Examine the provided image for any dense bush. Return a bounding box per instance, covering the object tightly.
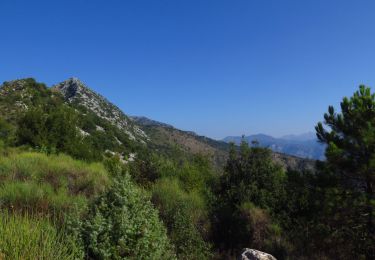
[128,152,215,259]
[129,151,216,188]
[17,106,79,153]
[80,174,176,259]
[0,117,14,147]
[212,142,287,257]
[152,178,212,259]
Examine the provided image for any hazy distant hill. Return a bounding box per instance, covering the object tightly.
[223,132,325,160]
[281,132,317,141]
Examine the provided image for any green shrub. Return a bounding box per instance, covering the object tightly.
[0,117,14,146]
[212,143,287,256]
[238,202,285,256]
[16,106,80,155]
[81,174,176,259]
[152,178,212,260]
[0,212,80,259]
[153,154,215,193]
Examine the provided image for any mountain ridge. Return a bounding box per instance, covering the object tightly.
[131,116,174,129]
[223,133,325,160]
[280,132,316,141]
[133,116,316,171]
[0,77,317,172]
[52,78,319,171]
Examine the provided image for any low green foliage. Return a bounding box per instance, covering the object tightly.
[152,178,212,260]
[0,117,14,146]
[80,174,176,259]
[154,154,216,192]
[130,153,215,259]
[0,152,109,218]
[17,106,78,154]
[0,212,80,259]
[0,181,88,220]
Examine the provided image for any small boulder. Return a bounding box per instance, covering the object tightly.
[239,248,276,260]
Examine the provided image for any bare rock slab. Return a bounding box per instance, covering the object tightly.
[239,248,277,260]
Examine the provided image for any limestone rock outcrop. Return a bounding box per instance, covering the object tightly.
[239,248,276,260]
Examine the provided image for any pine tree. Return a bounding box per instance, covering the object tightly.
[316,85,375,258]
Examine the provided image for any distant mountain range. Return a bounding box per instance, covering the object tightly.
[223,133,325,160]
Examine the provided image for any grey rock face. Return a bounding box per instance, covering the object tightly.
[239,248,277,260]
[52,78,148,142]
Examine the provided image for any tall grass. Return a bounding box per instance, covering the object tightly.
[0,152,109,195]
[0,211,79,259]
[0,152,110,218]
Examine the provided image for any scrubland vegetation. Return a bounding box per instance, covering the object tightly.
[0,212,78,259]
[0,79,373,259]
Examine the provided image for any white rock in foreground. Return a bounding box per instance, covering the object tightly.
[240,248,276,260]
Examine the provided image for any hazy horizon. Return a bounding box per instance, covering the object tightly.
[2,0,375,139]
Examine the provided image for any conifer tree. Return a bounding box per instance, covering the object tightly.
[316,85,375,258]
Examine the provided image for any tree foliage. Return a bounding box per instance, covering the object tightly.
[17,106,79,154]
[316,85,375,258]
[152,178,212,260]
[0,117,14,147]
[213,141,286,257]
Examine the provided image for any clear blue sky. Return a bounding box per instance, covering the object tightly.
[2,0,375,139]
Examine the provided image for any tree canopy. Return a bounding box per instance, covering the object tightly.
[316,85,375,259]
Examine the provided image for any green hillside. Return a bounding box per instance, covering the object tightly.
[0,78,373,259]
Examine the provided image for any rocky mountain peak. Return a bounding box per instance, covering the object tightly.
[52,78,149,142]
[52,77,89,100]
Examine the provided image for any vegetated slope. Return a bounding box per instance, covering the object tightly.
[133,117,316,172]
[0,78,140,161]
[0,151,109,215]
[131,116,174,128]
[0,78,56,122]
[271,151,316,172]
[52,77,148,143]
[0,212,78,259]
[51,78,227,165]
[0,149,175,259]
[132,117,230,169]
[0,77,315,171]
[224,133,326,160]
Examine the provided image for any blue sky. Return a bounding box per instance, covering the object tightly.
[2,0,375,139]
